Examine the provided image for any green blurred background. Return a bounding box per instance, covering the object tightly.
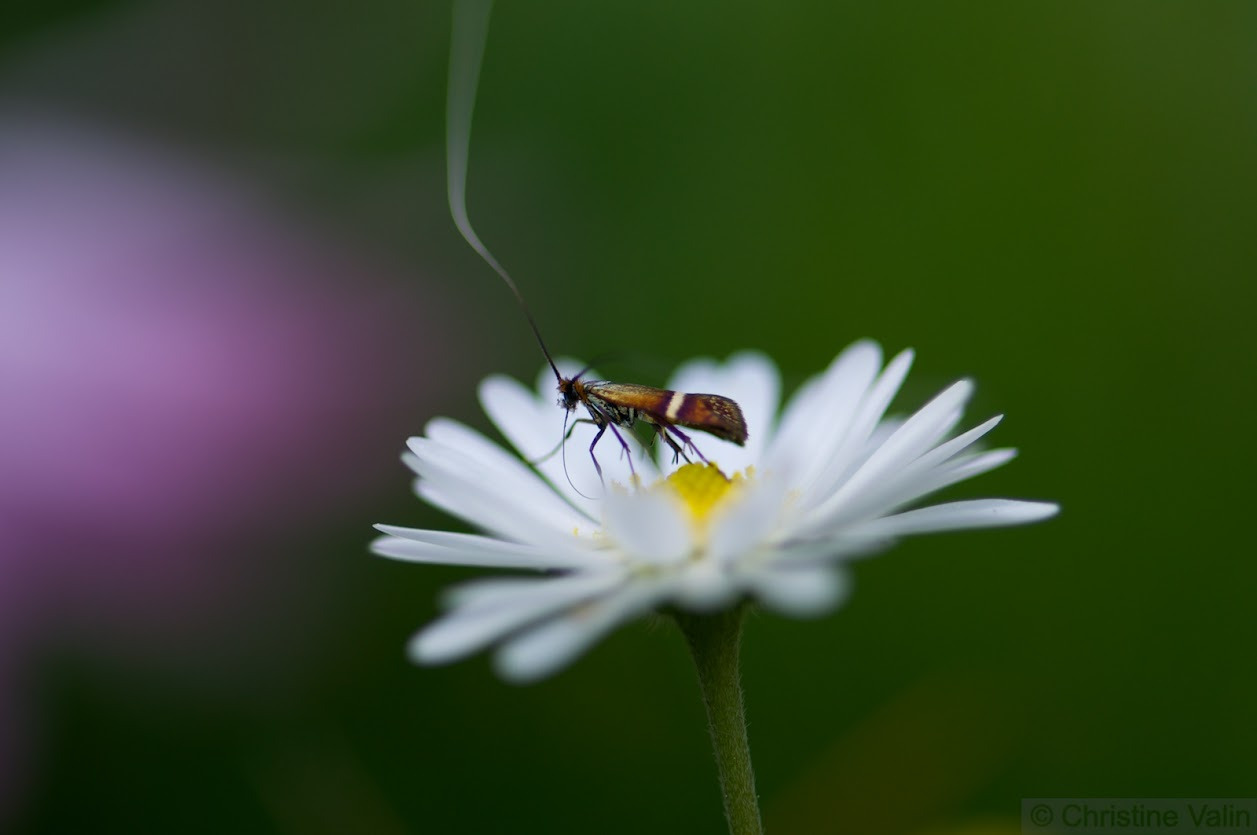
[4,1,1255,833]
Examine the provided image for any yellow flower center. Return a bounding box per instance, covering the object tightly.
[661,462,749,527]
[588,463,753,547]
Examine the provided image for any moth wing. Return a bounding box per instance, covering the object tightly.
[669,393,748,445]
[586,383,748,445]
[583,382,673,412]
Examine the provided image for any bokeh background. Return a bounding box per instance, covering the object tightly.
[3,1,1255,833]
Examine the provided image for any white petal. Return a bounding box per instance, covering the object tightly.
[427,412,618,513]
[908,414,1004,473]
[371,536,546,569]
[409,432,584,526]
[766,341,882,483]
[410,572,625,664]
[370,526,607,570]
[479,373,560,462]
[479,373,607,512]
[878,448,1020,512]
[438,575,599,611]
[799,347,915,502]
[426,417,535,481]
[673,560,740,610]
[794,419,1016,540]
[707,477,789,566]
[407,435,592,546]
[665,351,780,475]
[844,380,973,492]
[845,499,1060,538]
[493,580,667,683]
[750,564,849,616]
[601,488,691,564]
[414,475,581,550]
[774,537,894,565]
[795,380,975,534]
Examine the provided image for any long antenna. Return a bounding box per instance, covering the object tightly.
[447,0,562,382]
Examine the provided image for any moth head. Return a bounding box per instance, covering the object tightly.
[557,377,581,412]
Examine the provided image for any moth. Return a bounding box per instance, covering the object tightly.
[556,377,746,479]
[446,0,747,479]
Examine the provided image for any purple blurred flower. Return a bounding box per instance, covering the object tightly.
[0,120,456,819]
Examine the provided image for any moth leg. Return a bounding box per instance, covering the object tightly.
[654,423,689,464]
[587,422,608,481]
[583,403,636,481]
[603,421,637,478]
[530,418,598,466]
[663,424,709,464]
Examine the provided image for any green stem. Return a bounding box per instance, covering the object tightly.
[674,606,764,835]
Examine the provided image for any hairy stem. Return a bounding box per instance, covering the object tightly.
[675,606,763,835]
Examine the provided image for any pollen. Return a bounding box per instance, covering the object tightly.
[664,462,742,523]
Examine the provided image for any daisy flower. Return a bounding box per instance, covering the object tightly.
[372,340,1058,683]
